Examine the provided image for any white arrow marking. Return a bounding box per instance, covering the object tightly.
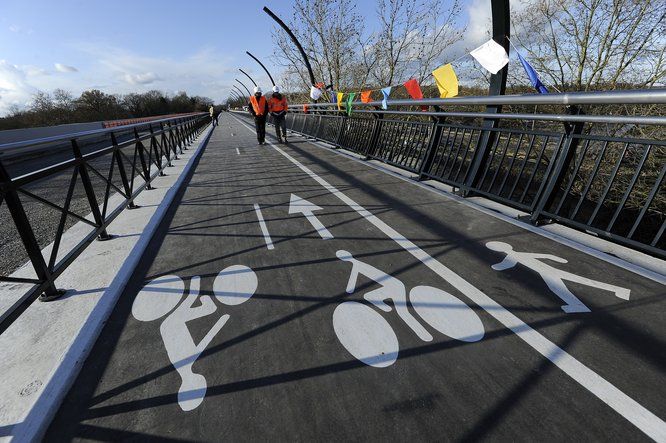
[288,193,333,240]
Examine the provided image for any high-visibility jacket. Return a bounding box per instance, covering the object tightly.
[250,95,267,116]
[269,95,288,113]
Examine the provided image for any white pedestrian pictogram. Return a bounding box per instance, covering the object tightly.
[131,265,258,411]
[486,241,630,313]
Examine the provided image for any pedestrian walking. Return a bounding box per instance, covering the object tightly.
[268,86,288,143]
[249,86,268,144]
[209,105,215,127]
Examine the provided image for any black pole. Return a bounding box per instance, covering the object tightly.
[263,6,315,87]
[235,79,252,97]
[463,0,510,192]
[233,85,247,100]
[489,0,510,97]
[229,91,243,102]
[246,51,276,87]
[239,68,257,87]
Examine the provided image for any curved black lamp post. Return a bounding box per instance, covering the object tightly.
[233,85,247,100]
[229,90,243,102]
[246,51,276,87]
[235,79,252,97]
[263,6,315,87]
[239,68,257,87]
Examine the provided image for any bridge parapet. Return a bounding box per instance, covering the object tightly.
[277,89,666,258]
[0,113,209,317]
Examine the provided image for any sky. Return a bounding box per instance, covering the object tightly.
[0,0,503,116]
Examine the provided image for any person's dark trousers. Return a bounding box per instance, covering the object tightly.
[254,116,267,143]
[273,114,286,140]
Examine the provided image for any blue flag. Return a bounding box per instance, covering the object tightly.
[517,52,548,94]
[381,86,392,110]
[330,90,337,104]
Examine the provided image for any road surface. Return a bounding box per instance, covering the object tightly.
[46,112,665,441]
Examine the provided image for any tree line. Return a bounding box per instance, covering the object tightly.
[0,89,214,131]
[245,0,664,101]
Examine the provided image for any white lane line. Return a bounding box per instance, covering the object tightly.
[231,114,666,442]
[236,148,240,155]
[253,203,274,250]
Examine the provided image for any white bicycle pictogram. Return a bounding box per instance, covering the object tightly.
[131,265,258,411]
[333,250,485,368]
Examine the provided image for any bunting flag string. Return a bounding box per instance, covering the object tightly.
[507,37,550,94]
[310,85,323,100]
[360,90,373,103]
[432,63,458,98]
[345,92,356,115]
[470,39,509,74]
[309,37,551,108]
[381,87,391,110]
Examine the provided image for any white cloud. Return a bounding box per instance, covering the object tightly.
[8,25,33,35]
[123,72,161,85]
[54,63,78,73]
[0,60,37,115]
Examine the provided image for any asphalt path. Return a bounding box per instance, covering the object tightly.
[46,112,665,441]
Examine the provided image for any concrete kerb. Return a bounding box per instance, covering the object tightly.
[0,124,214,442]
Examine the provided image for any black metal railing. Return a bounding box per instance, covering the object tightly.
[0,113,210,311]
[258,89,666,258]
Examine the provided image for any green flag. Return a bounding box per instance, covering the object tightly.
[346,92,356,115]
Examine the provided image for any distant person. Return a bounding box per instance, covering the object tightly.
[209,105,216,127]
[249,86,268,145]
[268,86,288,143]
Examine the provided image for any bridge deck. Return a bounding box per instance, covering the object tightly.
[46,113,665,441]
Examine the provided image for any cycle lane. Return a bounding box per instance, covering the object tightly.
[231,113,665,439]
[45,113,664,441]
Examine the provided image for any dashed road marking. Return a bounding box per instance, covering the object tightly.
[253,203,274,250]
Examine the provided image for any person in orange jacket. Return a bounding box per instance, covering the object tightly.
[248,86,269,144]
[268,86,288,143]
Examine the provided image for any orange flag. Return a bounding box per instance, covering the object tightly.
[360,90,373,103]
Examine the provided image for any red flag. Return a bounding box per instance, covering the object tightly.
[360,90,373,103]
[303,104,309,113]
[404,78,426,111]
[315,82,325,89]
[403,79,423,100]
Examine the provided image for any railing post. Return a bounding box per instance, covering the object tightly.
[168,122,179,160]
[418,106,446,180]
[462,0,510,194]
[148,125,165,175]
[134,128,153,190]
[364,106,384,159]
[333,113,345,148]
[530,107,586,223]
[110,133,138,209]
[0,160,64,300]
[71,140,113,241]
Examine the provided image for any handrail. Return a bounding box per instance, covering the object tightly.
[287,108,666,126]
[288,88,666,109]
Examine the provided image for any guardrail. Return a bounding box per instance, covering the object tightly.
[0,113,210,308]
[258,89,666,258]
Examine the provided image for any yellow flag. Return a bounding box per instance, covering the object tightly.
[337,92,344,110]
[432,63,458,98]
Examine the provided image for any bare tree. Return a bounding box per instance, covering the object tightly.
[368,0,464,86]
[271,0,365,92]
[513,0,666,91]
[273,0,465,94]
